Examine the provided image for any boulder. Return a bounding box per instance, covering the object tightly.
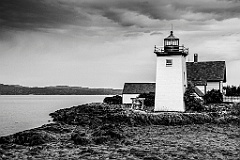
[12,130,56,146]
[92,124,125,144]
[71,132,91,145]
[38,123,72,133]
[0,136,12,144]
[143,156,162,160]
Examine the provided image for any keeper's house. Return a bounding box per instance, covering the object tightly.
[122,59,226,104]
[122,58,226,105]
[186,56,226,95]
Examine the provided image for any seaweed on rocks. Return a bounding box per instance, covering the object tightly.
[0,130,57,146]
[71,132,91,145]
[0,136,11,144]
[69,123,126,145]
[49,104,222,127]
[92,124,125,144]
[49,104,130,126]
[37,123,72,133]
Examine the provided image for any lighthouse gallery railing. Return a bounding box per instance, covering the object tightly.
[154,45,189,54]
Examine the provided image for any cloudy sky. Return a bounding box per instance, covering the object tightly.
[1,0,240,88]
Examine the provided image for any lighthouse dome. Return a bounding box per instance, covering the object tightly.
[164,31,179,46]
[165,31,179,40]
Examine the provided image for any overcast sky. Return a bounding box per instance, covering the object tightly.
[0,0,240,88]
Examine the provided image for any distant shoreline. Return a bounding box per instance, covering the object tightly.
[0,83,122,95]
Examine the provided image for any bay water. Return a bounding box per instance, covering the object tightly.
[0,95,108,136]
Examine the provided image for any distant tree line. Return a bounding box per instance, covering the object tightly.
[0,84,122,95]
[224,85,240,96]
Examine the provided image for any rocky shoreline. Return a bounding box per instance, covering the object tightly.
[1,103,240,159]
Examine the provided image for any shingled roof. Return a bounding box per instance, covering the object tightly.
[186,61,226,83]
[122,82,204,96]
[122,83,155,94]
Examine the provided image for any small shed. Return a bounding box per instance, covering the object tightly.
[122,83,155,104]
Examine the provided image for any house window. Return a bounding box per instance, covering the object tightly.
[166,59,172,67]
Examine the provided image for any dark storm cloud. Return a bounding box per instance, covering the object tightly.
[0,0,88,31]
[1,0,240,33]
[75,0,240,28]
[172,0,240,20]
[79,0,180,25]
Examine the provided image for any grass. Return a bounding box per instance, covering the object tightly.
[1,123,239,160]
[231,103,240,115]
[122,124,240,159]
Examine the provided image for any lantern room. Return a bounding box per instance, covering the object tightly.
[164,31,179,52]
[154,30,188,56]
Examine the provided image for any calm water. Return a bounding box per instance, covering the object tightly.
[0,95,108,136]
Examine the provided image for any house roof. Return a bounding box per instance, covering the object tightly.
[123,82,204,97]
[186,61,226,83]
[122,83,155,94]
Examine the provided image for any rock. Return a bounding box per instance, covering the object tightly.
[1,130,56,146]
[0,143,17,149]
[92,136,109,145]
[49,104,128,126]
[143,156,162,160]
[130,147,149,158]
[80,147,96,154]
[71,132,91,145]
[117,147,129,154]
[0,148,6,155]
[123,140,133,146]
[0,136,12,144]
[72,136,91,145]
[91,123,126,145]
[89,117,103,128]
[12,130,56,146]
[214,115,240,124]
[28,146,43,155]
[49,103,237,129]
[92,124,125,143]
[38,123,72,133]
[74,115,91,126]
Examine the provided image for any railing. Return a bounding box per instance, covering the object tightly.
[154,45,189,55]
[223,96,240,103]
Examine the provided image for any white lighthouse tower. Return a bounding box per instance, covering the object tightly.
[154,31,188,112]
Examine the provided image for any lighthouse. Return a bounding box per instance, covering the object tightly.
[154,31,188,112]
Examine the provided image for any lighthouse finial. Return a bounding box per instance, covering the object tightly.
[170,24,173,35]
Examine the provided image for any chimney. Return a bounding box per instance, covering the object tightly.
[194,53,198,63]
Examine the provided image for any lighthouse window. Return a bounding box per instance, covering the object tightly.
[166,59,172,67]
